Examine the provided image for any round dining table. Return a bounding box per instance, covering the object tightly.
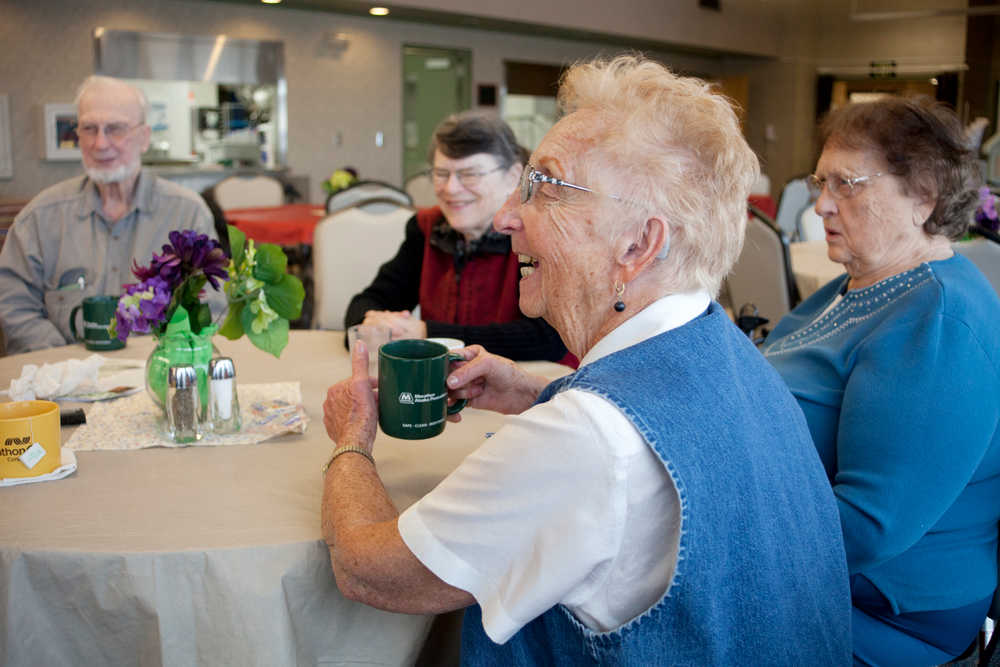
[0,332,570,666]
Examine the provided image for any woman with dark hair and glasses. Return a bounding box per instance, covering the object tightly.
[344,110,567,362]
[764,96,1000,665]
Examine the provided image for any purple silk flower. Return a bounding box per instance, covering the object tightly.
[134,230,229,290]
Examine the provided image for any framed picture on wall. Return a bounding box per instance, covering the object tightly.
[43,103,80,161]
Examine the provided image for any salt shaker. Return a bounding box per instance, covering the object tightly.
[209,357,241,433]
[167,364,202,443]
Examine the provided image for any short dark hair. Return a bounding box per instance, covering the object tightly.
[819,96,982,240]
[427,110,527,168]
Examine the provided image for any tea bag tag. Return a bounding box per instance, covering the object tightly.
[19,442,46,470]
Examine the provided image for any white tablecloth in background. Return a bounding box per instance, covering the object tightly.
[790,240,844,300]
[0,332,570,666]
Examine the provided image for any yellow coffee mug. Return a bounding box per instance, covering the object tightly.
[0,401,61,479]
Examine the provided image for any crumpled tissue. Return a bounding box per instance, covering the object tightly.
[8,354,106,401]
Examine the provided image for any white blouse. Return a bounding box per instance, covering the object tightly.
[398,291,710,643]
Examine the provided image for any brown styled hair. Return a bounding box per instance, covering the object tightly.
[819,96,982,240]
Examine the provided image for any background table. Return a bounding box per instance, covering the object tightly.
[224,204,327,246]
[789,239,844,300]
[0,332,569,666]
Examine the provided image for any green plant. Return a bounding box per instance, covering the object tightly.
[218,225,305,357]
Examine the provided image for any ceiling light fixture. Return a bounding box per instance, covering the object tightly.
[261,0,282,4]
[369,7,390,16]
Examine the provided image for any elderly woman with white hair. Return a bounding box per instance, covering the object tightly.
[321,55,851,665]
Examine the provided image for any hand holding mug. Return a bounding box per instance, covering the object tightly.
[444,345,551,419]
[323,342,379,449]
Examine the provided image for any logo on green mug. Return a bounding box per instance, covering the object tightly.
[398,392,414,404]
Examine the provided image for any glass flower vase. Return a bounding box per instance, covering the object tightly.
[145,324,220,418]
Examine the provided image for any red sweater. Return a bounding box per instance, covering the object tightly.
[416,207,523,327]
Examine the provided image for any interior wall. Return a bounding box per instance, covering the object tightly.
[386,0,786,58]
[812,0,968,72]
[727,0,969,198]
[0,0,974,204]
[0,0,721,203]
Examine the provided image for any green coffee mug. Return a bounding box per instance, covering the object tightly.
[378,339,467,439]
[69,295,124,351]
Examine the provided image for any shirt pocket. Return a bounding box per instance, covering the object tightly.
[44,290,86,345]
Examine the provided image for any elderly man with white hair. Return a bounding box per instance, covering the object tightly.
[0,75,218,354]
[321,55,851,665]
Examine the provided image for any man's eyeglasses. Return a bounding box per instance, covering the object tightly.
[806,172,884,200]
[519,165,628,206]
[74,122,142,142]
[430,165,504,188]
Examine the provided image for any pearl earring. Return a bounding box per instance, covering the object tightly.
[613,282,626,312]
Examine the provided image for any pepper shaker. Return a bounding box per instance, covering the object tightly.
[209,357,241,434]
[167,364,202,443]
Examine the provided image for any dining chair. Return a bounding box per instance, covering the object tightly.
[954,237,1000,297]
[724,204,801,342]
[404,171,437,208]
[212,175,285,210]
[325,180,412,216]
[798,206,826,242]
[311,204,414,330]
[775,176,812,241]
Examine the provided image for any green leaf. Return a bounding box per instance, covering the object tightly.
[241,305,289,357]
[190,302,213,333]
[219,302,246,340]
[264,274,305,320]
[177,275,207,306]
[252,243,288,284]
[228,225,246,267]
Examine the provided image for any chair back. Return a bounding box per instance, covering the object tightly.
[212,175,285,210]
[724,206,801,338]
[798,207,826,242]
[775,177,812,241]
[404,172,437,208]
[312,205,413,329]
[325,181,412,216]
[954,238,1000,297]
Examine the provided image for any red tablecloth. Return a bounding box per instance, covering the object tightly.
[748,194,777,220]
[224,204,327,245]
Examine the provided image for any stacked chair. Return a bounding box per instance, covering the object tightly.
[325,180,412,216]
[211,175,285,210]
[311,202,414,330]
[724,203,801,344]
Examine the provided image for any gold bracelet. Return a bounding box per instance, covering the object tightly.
[322,445,375,474]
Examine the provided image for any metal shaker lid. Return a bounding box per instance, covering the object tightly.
[209,357,236,380]
[168,364,198,389]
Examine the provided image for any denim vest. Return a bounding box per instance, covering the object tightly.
[461,303,851,666]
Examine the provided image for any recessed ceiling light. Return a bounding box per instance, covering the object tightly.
[262,0,281,4]
[369,7,390,15]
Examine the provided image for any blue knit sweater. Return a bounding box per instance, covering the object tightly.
[764,254,1000,614]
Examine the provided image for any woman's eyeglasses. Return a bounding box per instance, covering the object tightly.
[807,172,884,200]
[519,165,627,206]
[430,165,503,188]
[74,122,142,143]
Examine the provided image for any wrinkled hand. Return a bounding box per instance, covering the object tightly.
[363,310,427,340]
[323,341,379,451]
[444,345,548,421]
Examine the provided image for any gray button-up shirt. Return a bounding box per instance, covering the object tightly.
[0,169,223,354]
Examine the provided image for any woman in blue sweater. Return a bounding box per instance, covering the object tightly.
[765,96,1000,666]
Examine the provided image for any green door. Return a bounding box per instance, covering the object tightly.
[402,46,472,182]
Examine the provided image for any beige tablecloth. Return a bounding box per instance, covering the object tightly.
[0,332,570,666]
[789,240,844,300]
